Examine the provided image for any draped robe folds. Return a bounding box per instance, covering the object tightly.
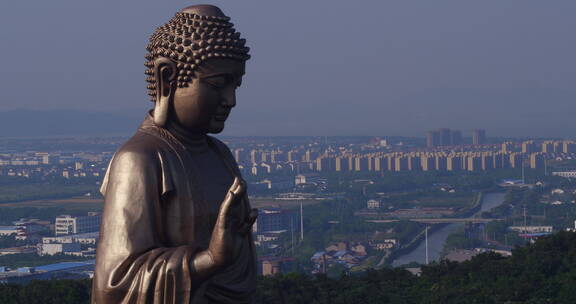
[92,116,257,304]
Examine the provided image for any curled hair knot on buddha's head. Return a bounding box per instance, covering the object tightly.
[144,5,251,102]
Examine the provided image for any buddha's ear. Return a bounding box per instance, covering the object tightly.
[153,58,177,127]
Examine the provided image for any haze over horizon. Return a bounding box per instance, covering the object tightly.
[0,1,574,137]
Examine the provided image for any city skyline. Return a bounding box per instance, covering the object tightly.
[0,1,575,137]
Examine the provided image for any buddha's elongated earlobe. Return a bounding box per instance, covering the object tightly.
[153,58,177,127]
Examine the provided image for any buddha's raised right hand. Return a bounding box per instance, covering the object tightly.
[193,177,257,278]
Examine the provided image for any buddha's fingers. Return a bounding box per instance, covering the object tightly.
[231,178,246,198]
[219,178,241,218]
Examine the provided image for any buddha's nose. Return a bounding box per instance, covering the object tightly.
[222,91,236,108]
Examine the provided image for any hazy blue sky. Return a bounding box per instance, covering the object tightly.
[0,1,575,137]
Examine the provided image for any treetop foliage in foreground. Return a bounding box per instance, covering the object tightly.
[256,231,576,304]
[3,231,576,303]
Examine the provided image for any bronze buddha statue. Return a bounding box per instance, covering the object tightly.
[92,5,258,304]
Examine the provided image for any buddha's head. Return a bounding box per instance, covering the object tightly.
[145,5,250,134]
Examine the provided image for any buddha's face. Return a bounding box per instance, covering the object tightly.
[171,58,245,134]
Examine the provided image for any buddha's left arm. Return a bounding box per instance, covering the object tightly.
[92,149,198,304]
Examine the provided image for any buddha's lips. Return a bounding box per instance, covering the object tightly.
[213,113,229,121]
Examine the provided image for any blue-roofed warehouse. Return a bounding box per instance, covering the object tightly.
[35,260,95,272]
[0,260,95,284]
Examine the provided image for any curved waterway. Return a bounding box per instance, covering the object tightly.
[391,192,506,267]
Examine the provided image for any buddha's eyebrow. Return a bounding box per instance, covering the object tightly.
[200,72,244,79]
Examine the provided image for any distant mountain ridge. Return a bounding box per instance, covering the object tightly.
[0,109,144,137]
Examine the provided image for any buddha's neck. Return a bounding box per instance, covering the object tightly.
[165,120,209,153]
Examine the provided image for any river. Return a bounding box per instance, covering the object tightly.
[391,192,506,267]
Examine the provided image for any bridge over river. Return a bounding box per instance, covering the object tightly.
[367,217,503,224]
[390,192,507,267]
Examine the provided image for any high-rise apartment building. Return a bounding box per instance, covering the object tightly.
[509,153,523,169]
[481,153,494,170]
[334,157,347,172]
[446,155,462,171]
[439,128,452,146]
[372,156,385,171]
[435,155,448,171]
[303,150,316,162]
[260,151,269,163]
[521,141,536,154]
[287,151,299,163]
[421,155,434,171]
[394,156,408,172]
[501,142,513,153]
[467,155,482,171]
[426,128,462,147]
[472,129,486,145]
[233,148,244,163]
[493,153,504,169]
[530,153,544,169]
[314,157,330,172]
[407,155,421,171]
[563,141,576,153]
[451,130,463,146]
[426,131,440,148]
[354,156,369,171]
[250,150,259,164]
[541,141,555,153]
[270,150,284,163]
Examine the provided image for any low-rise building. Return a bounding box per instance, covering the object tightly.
[253,208,300,234]
[509,226,553,233]
[367,199,381,209]
[14,219,50,240]
[42,232,99,245]
[55,212,101,236]
[369,239,398,250]
[0,226,18,236]
[40,232,99,257]
[40,243,82,256]
[0,246,36,256]
[553,171,576,179]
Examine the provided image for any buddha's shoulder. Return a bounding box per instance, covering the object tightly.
[208,136,232,153]
[112,131,166,166]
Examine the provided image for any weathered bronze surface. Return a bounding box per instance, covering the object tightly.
[92,5,257,304]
